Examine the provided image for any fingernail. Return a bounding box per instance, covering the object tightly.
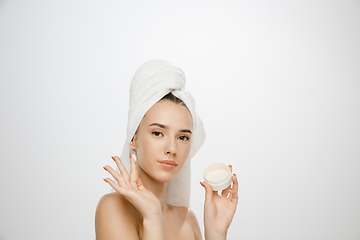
[111,156,115,161]
[103,178,107,182]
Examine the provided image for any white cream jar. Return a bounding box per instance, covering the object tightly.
[203,163,232,191]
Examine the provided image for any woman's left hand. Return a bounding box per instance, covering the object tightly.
[200,165,238,239]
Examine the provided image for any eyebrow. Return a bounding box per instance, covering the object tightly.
[149,123,192,134]
[180,129,192,134]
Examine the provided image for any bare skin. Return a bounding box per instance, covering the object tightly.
[95,100,238,240]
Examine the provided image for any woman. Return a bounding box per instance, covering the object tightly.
[95,60,238,240]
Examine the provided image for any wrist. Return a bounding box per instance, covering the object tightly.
[143,213,162,222]
[205,229,227,240]
[143,208,162,221]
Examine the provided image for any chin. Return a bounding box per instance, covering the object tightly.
[153,171,180,183]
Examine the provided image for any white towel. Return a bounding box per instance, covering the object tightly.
[119,59,206,208]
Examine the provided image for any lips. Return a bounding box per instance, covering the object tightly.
[157,160,178,169]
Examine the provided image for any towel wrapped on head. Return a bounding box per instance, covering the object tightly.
[120,59,206,207]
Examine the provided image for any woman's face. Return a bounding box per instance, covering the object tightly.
[130,100,192,183]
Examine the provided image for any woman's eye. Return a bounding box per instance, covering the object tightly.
[152,131,163,137]
[179,135,190,141]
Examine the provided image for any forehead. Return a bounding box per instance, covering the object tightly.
[140,100,193,130]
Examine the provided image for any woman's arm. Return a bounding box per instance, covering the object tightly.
[96,155,165,240]
[200,166,239,240]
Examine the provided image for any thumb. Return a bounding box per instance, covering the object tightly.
[200,181,213,203]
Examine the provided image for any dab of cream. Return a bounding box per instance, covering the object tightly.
[205,167,229,182]
[203,163,232,191]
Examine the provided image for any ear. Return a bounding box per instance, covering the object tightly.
[129,137,136,151]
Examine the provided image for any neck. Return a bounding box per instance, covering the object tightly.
[137,164,170,211]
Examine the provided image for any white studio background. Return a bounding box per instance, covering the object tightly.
[0,0,359,239]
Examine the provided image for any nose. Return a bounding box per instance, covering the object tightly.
[165,137,177,157]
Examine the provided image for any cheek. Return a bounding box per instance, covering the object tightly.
[177,143,191,162]
[135,136,158,164]
[138,136,156,153]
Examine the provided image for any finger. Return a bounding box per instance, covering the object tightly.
[229,188,239,203]
[136,177,146,191]
[200,181,213,203]
[129,154,138,188]
[103,178,127,196]
[221,186,231,198]
[229,174,239,201]
[227,166,234,197]
[232,173,238,194]
[112,156,130,182]
[103,165,126,187]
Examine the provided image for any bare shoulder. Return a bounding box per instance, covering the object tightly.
[172,206,203,240]
[186,208,200,225]
[95,192,140,240]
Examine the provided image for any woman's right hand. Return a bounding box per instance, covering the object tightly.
[103,154,162,220]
